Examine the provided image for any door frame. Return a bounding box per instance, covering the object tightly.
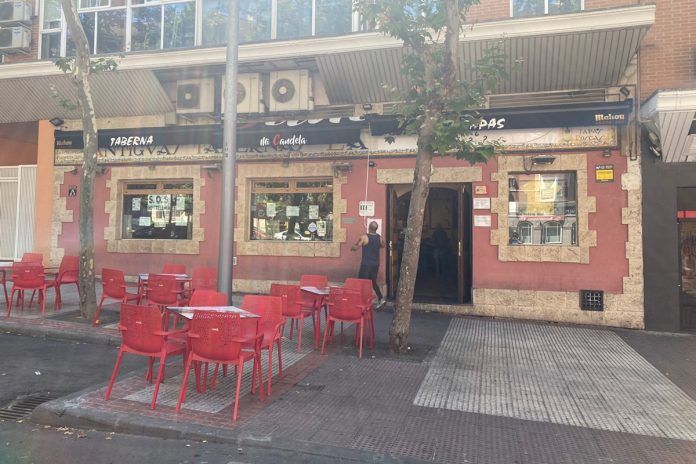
[678,217,696,330]
[386,183,473,303]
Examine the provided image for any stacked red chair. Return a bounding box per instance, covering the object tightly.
[176,311,263,422]
[44,255,79,310]
[104,304,187,410]
[7,262,47,317]
[242,295,285,395]
[322,287,371,359]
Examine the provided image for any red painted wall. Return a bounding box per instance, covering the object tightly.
[57,151,629,294]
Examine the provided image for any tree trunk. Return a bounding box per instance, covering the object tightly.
[389,127,435,353]
[60,0,98,319]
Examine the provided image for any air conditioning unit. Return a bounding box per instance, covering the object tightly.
[0,1,31,24]
[268,70,313,113]
[222,73,264,114]
[0,25,29,52]
[176,78,215,114]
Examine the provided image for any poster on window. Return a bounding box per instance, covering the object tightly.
[175,196,186,211]
[148,194,171,211]
[316,220,327,237]
[286,206,300,217]
[308,205,319,220]
[174,213,188,226]
[538,176,558,202]
[132,197,141,212]
[138,216,151,227]
[266,203,276,218]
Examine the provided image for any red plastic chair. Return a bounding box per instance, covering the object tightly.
[242,295,285,395]
[176,311,263,421]
[0,267,9,307]
[44,255,79,310]
[270,283,314,353]
[191,267,217,291]
[322,287,370,358]
[7,262,47,317]
[21,253,43,264]
[299,274,328,340]
[93,269,140,326]
[104,304,186,410]
[344,278,376,349]
[188,289,227,306]
[146,274,182,308]
[162,264,186,275]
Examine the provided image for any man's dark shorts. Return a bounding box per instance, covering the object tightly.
[359,264,379,280]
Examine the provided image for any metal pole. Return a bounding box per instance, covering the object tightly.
[218,0,239,302]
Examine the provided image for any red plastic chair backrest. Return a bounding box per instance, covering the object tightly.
[58,256,79,283]
[162,264,186,275]
[299,274,328,288]
[269,284,303,317]
[344,278,374,306]
[189,311,243,362]
[191,267,217,291]
[101,268,127,299]
[147,273,179,305]
[188,289,227,306]
[21,253,43,264]
[12,262,44,288]
[119,303,166,354]
[328,287,363,321]
[242,295,283,342]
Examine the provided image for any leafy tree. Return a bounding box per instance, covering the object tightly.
[54,0,118,320]
[354,0,507,353]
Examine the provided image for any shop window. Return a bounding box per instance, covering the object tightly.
[511,0,582,17]
[508,172,577,246]
[96,9,126,53]
[131,5,162,51]
[121,180,193,240]
[43,0,62,29]
[250,178,333,241]
[276,0,312,39]
[315,0,352,36]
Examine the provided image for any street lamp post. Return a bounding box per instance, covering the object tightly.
[218,0,239,301]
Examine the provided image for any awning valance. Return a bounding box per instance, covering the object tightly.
[641,90,696,163]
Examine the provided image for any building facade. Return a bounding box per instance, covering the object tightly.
[0,0,677,329]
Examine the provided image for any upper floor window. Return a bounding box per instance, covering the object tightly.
[511,0,582,18]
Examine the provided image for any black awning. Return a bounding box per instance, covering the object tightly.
[368,100,634,136]
[54,118,367,151]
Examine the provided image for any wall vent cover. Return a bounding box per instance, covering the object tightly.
[580,290,604,311]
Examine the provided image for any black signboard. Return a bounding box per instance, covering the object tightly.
[54,118,366,151]
[368,100,634,135]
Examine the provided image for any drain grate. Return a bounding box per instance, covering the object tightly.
[0,393,59,421]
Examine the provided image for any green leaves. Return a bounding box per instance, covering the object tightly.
[53,55,121,74]
[354,0,508,164]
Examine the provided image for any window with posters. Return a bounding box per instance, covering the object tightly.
[121,180,193,240]
[250,178,333,241]
[507,172,577,246]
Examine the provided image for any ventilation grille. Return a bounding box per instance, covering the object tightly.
[580,290,604,312]
[488,89,607,109]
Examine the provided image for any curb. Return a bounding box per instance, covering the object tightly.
[0,319,119,346]
[32,385,427,464]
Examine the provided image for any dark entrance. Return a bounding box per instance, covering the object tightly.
[678,188,696,331]
[386,184,472,303]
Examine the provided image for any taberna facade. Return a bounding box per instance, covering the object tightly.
[46,96,642,329]
[0,2,658,329]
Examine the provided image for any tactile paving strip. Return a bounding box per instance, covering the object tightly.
[414,318,696,441]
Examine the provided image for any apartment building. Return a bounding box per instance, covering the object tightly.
[0,0,666,329]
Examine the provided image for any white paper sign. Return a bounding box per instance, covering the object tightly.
[138,216,152,227]
[148,194,170,210]
[359,201,375,217]
[175,196,186,211]
[474,215,491,227]
[308,222,318,233]
[316,220,327,237]
[473,197,491,210]
[266,203,276,217]
[286,206,300,217]
[131,197,141,212]
[308,205,319,220]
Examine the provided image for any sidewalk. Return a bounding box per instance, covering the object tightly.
[26,301,696,464]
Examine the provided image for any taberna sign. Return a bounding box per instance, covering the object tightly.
[55,118,366,151]
[368,100,634,135]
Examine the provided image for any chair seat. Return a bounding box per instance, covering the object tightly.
[163,340,187,355]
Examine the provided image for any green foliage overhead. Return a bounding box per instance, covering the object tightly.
[54,55,122,74]
[353,0,508,163]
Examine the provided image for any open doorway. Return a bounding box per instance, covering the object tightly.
[387,184,472,304]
